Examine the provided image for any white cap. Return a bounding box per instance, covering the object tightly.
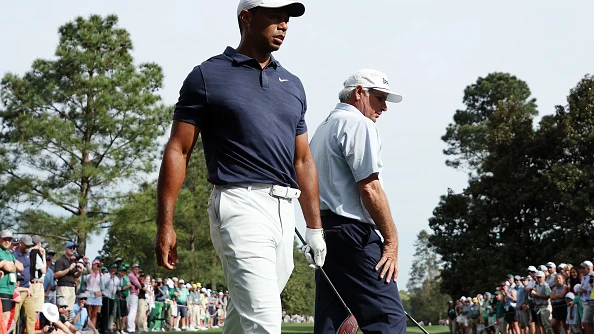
[565,292,575,300]
[574,284,581,294]
[527,266,537,272]
[185,283,192,289]
[558,263,567,269]
[535,271,545,278]
[237,0,305,17]
[581,260,593,268]
[343,69,403,103]
[200,288,207,293]
[538,265,548,271]
[546,262,556,268]
[179,279,185,284]
[42,303,60,322]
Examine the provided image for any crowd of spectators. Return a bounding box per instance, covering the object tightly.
[445,260,594,334]
[0,230,229,334]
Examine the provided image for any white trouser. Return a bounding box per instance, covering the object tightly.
[209,184,296,334]
[127,294,139,332]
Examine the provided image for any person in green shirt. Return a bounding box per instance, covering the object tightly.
[116,266,132,332]
[0,230,24,326]
[174,281,190,330]
[495,291,506,334]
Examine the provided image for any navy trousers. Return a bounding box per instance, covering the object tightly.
[314,216,407,334]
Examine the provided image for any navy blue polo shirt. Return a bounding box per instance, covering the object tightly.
[13,248,31,288]
[173,47,307,188]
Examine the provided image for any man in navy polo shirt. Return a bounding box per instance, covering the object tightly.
[155,1,326,333]
[309,69,407,333]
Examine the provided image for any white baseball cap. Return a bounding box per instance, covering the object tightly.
[343,69,403,103]
[535,271,545,278]
[545,262,556,268]
[527,266,537,272]
[237,0,305,17]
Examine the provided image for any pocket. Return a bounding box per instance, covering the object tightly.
[207,188,222,225]
[339,223,371,251]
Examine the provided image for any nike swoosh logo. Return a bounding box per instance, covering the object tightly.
[279,78,289,82]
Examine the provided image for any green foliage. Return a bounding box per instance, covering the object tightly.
[280,242,316,315]
[406,230,451,325]
[430,73,594,298]
[103,140,225,287]
[0,14,169,254]
[442,72,537,172]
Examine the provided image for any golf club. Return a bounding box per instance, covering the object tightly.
[295,228,359,334]
[406,311,430,334]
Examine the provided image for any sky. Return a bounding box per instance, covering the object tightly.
[1,1,593,289]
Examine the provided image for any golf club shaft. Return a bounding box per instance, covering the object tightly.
[406,312,430,334]
[294,228,353,315]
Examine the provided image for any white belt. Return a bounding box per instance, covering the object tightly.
[269,185,301,199]
[221,183,301,199]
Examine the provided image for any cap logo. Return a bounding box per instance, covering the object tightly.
[383,78,389,85]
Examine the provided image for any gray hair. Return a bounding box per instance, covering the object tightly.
[338,86,369,103]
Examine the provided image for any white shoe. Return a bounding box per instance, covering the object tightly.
[174,328,181,331]
[212,326,219,329]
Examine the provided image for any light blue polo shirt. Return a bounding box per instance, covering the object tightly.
[310,103,383,225]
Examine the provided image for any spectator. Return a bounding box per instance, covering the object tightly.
[135,274,148,332]
[38,302,74,334]
[532,271,553,334]
[565,292,580,334]
[126,264,141,333]
[173,279,189,331]
[525,266,539,334]
[547,263,558,287]
[44,255,56,304]
[569,267,582,296]
[0,230,22,328]
[46,249,56,272]
[29,235,46,314]
[72,293,99,334]
[9,239,18,252]
[13,234,37,334]
[579,261,593,334]
[517,277,531,334]
[495,291,506,334]
[469,297,481,334]
[115,266,130,333]
[550,274,569,334]
[84,259,103,329]
[100,264,119,334]
[54,242,84,310]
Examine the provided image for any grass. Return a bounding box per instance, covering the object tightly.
[162,323,451,333]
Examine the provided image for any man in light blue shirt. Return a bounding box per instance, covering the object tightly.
[309,69,406,333]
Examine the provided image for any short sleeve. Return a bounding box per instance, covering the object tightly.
[54,258,67,272]
[295,81,307,136]
[172,66,208,128]
[340,119,383,182]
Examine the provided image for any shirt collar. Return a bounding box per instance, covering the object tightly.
[333,103,364,116]
[224,46,279,69]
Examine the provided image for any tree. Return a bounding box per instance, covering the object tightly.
[280,243,316,315]
[0,14,170,254]
[407,229,440,292]
[430,73,594,298]
[442,72,537,172]
[407,230,450,324]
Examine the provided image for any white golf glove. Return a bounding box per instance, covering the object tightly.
[302,227,326,267]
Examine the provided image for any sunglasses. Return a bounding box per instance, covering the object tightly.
[67,246,76,250]
[1,238,12,241]
[59,305,67,309]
